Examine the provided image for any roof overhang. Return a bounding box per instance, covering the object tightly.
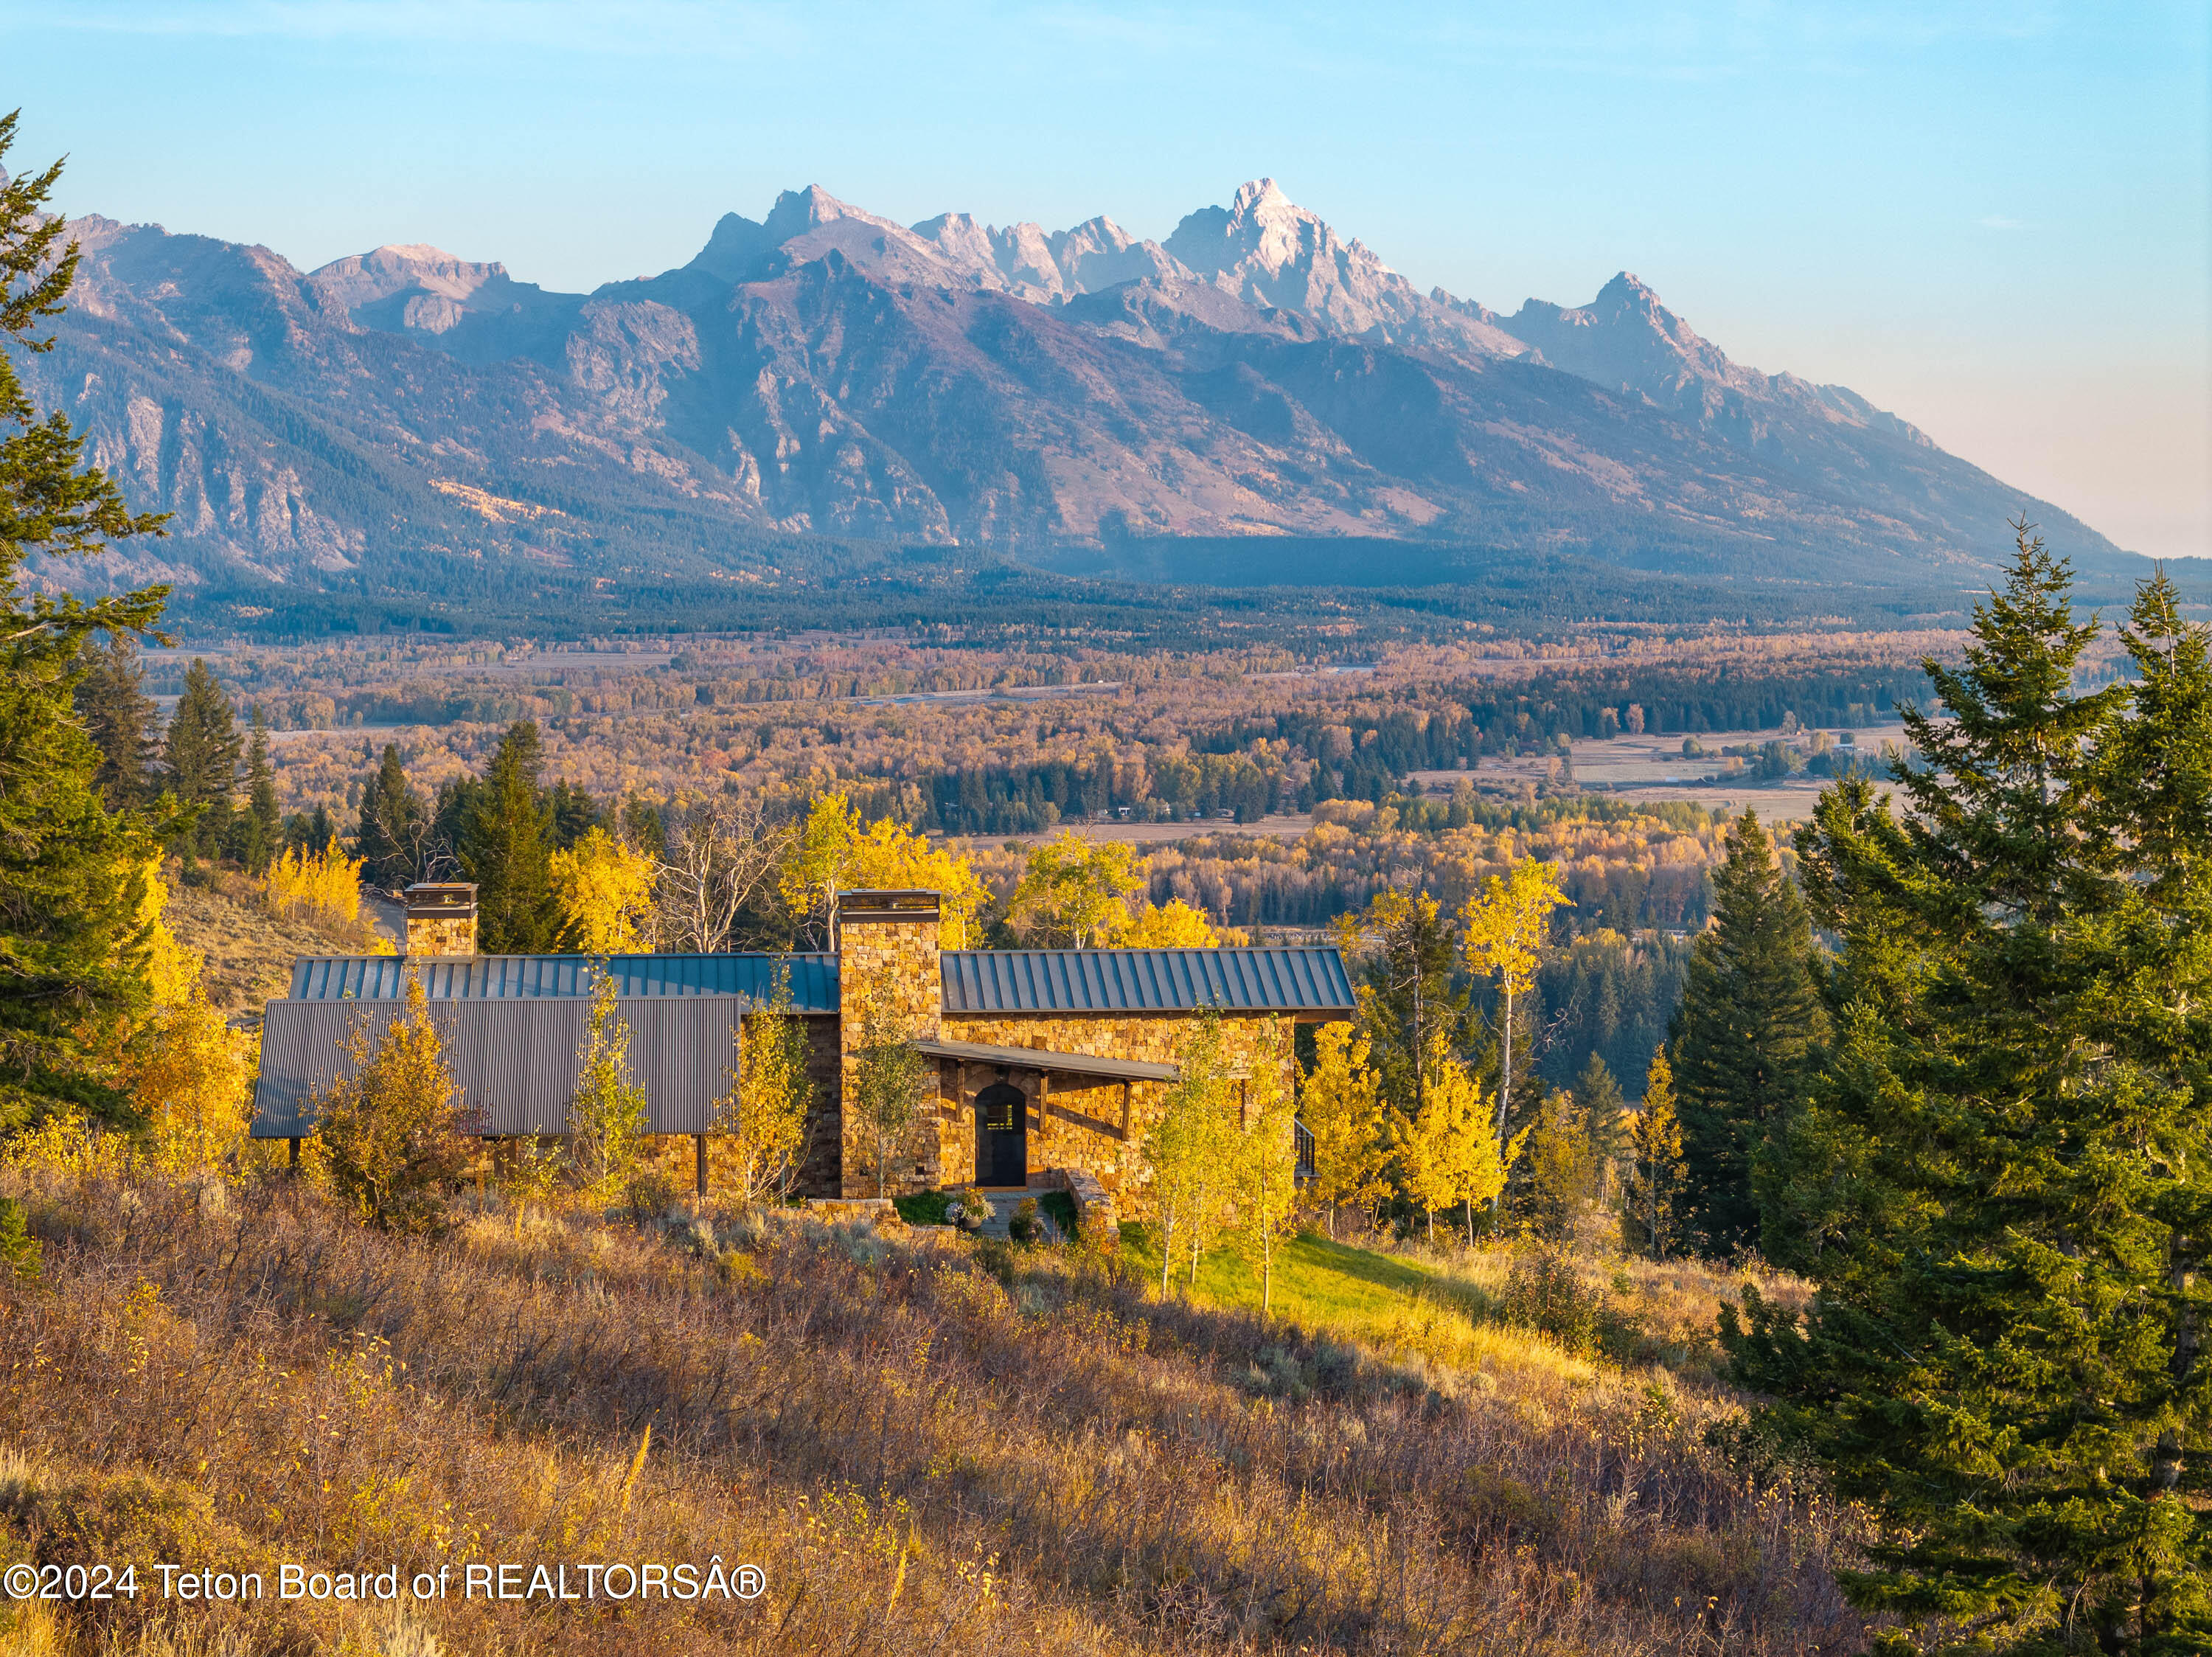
[914,1038,1179,1084]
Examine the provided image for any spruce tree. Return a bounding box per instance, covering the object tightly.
[73,631,159,807]
[162,659,240,858]
[1669,808,1823,1254]
[0,113,170,1126]
[462,720,560,953]
[1725,530,2212,1652]
[239,710,279,875]
[355,743,426,890]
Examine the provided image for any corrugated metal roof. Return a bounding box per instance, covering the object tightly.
[288,953,838,1012]
[939,948,1355,1015]
[251,996,743,1138]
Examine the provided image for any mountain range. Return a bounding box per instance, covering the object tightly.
[25,176,2130,615]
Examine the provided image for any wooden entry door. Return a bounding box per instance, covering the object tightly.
[974,1079,1027,1187]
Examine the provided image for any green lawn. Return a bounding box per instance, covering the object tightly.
[1119,1226,1489,1341]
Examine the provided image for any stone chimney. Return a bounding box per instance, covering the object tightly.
[835,889,943,1196]
[403,882,479,956]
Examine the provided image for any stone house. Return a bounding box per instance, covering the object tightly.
[251,884,1354,1217]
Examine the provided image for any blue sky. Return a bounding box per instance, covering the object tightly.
[14,0,2210,557]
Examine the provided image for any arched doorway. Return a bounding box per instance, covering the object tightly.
[974,1071,1028,1187]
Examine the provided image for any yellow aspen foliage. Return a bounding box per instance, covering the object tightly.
[261,838,364,927]
[125,858,258,1172]
[1624,1046,1686,1260]
[1393,1039,1509,1246]
[1461,855,1571,1169]
[1232,1019,1300,1316]
[550,826,657,953]
[1111,897,1247,948]
[714,967,814,1203]
[1296,1021,1391,1227]
[1011,831,1144,947]
[779,791,990,946]
[1142,1006,1241,1296]
[310,973,476,1233]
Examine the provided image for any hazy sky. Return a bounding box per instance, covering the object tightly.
[15,1,2210,558]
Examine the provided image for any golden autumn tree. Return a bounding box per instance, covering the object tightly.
[311,972,477,1234]
[1232,1018,1299,1316]
[1393,1037,1508,1246]
[1296,1020,1390,1234]
[714,966,814,1203]
[1143,1005,1240,1296]
[1012,831,1145,947]
[1461,855,1570,1181]
[260,838,364,927]
[1623,1046,1686,1260]
[780,791,989,946]
[551,826,657,953]
[1113,896,1246,948]
[125,858,257,1170]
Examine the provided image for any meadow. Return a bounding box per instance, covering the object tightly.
[0,1142,1866,1657]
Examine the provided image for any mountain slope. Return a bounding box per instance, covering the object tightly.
[22,181,2132,614]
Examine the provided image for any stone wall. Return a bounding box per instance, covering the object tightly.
[404,914,478,956]
[836,909,944,1198]
[933,1013,1295,1212]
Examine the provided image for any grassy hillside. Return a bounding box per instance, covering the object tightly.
[0,1146,1866,1656]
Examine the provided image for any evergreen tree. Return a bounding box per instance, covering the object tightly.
[238,709,279,875]
[546,778,602,850]
[72,630,158,807]
[1724,530,2212,1652]
[355,743,426,890]
[162,659,240,858]
[1572,1049,1630,1201]
[461,720,559,952]
[1341,886,1465,1130]
[1669,809,1823,1254]
[0,114,171,1126]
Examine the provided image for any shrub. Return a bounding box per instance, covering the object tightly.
[1498,1248,1607,1356]
[893,1189,953,1226]
[310,974,478,1234]
[0,1198,38,1281]
[1009,1197,1042,1244]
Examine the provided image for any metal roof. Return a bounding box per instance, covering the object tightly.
[288,953,838,1012]
[939,948,1355,1016]
[914,1038,1180,1083]
[279,945,1352,1018]
[251,995,744,1138]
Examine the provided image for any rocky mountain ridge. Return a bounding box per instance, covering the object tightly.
[24,178,2128,611]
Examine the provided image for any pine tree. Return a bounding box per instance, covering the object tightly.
[1669,809,1823,1254]
[162,659,240,858]
[0,114,170,1128]
[238,709,279,875]
[1724,529,2212,1652]
[1623,1047,1684,1260]
[73,631,159,807]
[1573,1049,1630,1203]
[460,720,560,952]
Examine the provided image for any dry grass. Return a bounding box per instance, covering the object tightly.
[160,873,390,1017]
[0,1158,1871,1655]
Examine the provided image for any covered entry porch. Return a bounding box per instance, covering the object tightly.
[917,1038,1178,1189]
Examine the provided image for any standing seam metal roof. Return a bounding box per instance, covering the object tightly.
[282,947,1352,1017]
[939,948,1354,1015]
[288,953,839,1011]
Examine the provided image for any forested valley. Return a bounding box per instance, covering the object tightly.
[11,111,2212,1657]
